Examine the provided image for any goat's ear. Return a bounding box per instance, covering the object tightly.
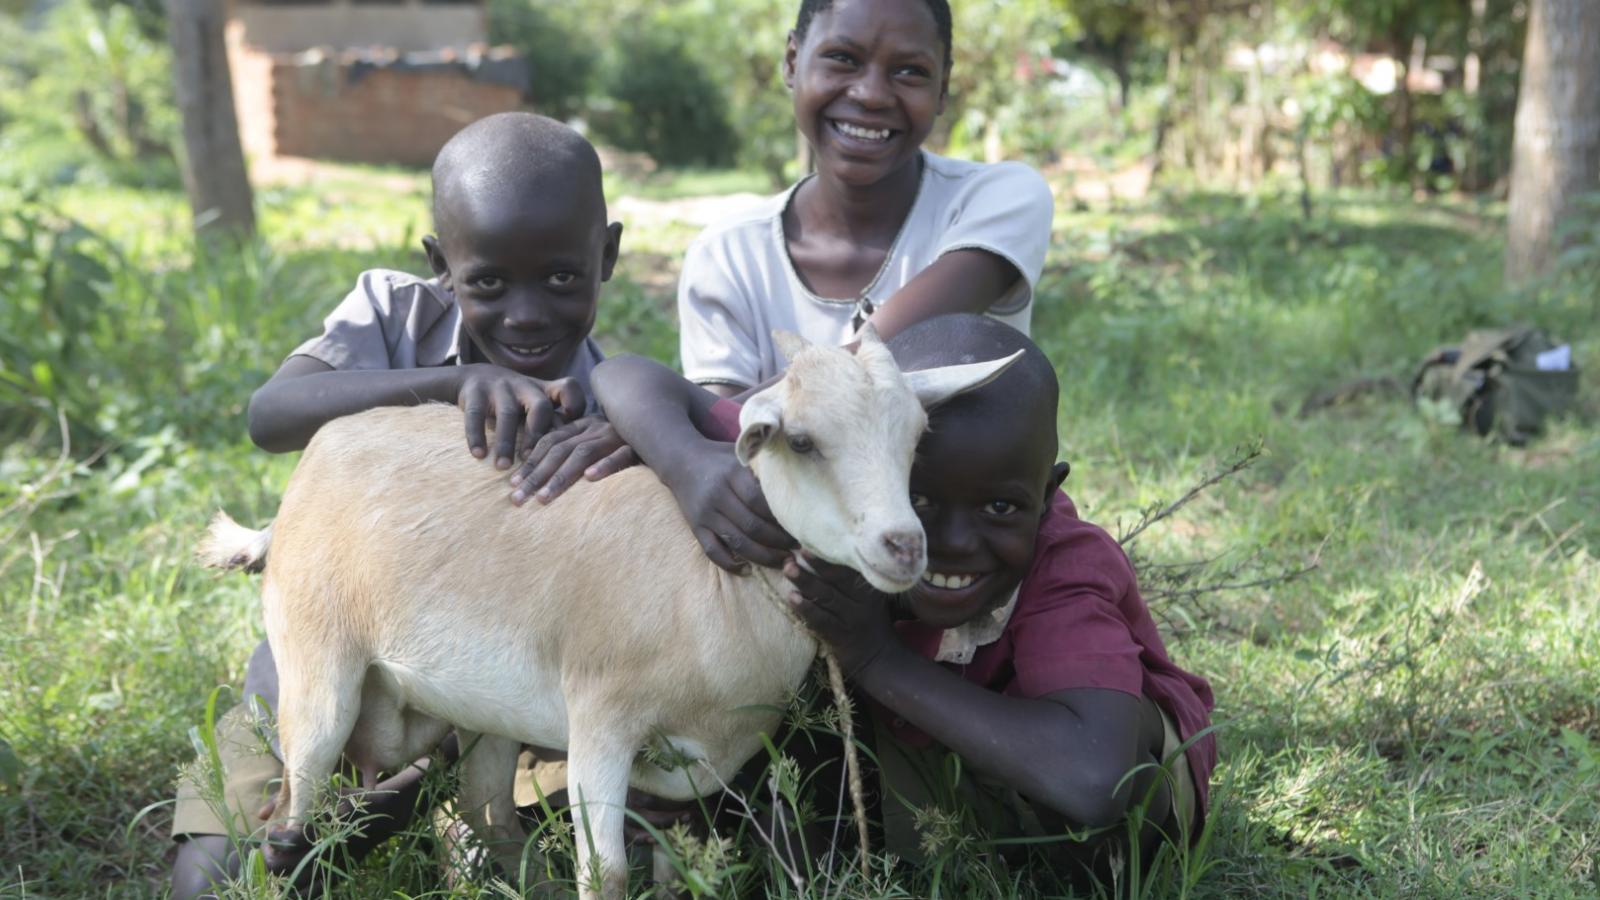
[735,389,783,466]
[905,349,1025,409]
[772,330,809,364]
[856,321,883,347]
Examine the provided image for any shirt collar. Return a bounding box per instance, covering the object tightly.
[934,588,1021,665]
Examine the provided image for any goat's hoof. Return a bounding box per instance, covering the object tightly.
[262,823,315,875]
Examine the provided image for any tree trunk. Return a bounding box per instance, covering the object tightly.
[1505,0,1600,284]
[167,0,255,237]
[1463,0,1487,191]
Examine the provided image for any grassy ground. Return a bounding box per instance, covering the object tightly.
[1,169,1596,898]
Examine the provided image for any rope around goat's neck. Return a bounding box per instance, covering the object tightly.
[754,567,872,882]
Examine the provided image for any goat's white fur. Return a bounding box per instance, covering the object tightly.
[205,330,1020,898]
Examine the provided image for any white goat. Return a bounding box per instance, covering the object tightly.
[204,329,1018,898]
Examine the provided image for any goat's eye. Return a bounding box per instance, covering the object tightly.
[910,492,933,511]
[786,434,816,455]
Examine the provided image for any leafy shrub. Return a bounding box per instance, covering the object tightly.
[590,29,737,169]
[0,0,178,188]
[486,0,598,121]
[0,190,319,454]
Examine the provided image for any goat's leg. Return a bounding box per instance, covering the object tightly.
[452,729,526,883]
[564,727,636,900]
[265,651,363,872]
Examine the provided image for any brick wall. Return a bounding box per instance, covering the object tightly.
[227,21,279,165]
[270,59,522,166]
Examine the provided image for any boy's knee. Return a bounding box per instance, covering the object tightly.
[170,834,238,900]
[241,638,279,713]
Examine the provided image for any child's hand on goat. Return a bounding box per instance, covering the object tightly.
[456,365,586,470]
[783,553,897,678]
[660,440,795,573]
[509,416,637,505]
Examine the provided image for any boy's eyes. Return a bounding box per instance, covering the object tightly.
[465,273,581,291]
[909,495,1018,516]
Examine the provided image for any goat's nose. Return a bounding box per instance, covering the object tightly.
[882,530,925,569]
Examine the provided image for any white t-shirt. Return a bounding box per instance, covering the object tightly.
[678,151,1054,389]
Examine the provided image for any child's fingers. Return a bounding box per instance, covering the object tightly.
[511,426,580,497]
[492,384,524,469]
[583,445,638,482]
[693,525,749,574]
[510,445,569,505]
[520,387,556,448]
[543,376,587,419]
[728,469,789,539]
[460,391,490,459]
[532,441,601,504]
[721,483,795,553]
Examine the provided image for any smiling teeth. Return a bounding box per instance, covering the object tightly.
[922,572,976,590]
[837,121,891,142]
[508,343,553,355]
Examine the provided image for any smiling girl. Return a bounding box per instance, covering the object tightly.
[678,0,1054,396]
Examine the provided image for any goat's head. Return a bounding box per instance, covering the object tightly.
[736,326,1022,593]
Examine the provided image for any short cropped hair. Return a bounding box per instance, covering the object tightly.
[431,112,605,231]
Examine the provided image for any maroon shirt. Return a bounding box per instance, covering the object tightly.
[707,399,1217,823]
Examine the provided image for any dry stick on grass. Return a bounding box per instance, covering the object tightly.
[0,409,107,590]
[1117,441,1265,548]
[1115,441,1324,635]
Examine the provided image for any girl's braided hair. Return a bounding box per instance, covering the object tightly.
[793,0,953,63]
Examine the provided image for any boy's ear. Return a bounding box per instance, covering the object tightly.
[1050,461,1070,491]
[1039,461,1069,513]
[783,30,799,89]
[600,222,623,282]
[422,235,451,285]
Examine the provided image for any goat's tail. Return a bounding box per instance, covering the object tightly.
[198,511,273,573]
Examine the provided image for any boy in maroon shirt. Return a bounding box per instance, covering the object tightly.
[591,314,1215,881]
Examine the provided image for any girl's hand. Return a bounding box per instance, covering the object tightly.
[783,553,897,678]
[660,439,795,572]
[456,365,586,470]
[509,416,638,505]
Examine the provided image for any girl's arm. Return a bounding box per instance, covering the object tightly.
[864,248,1022,341]
[784,557,1169,831]
[591,355,794,571]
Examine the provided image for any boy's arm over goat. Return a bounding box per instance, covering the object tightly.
[248,354,584,467]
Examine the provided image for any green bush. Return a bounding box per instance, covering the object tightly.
[0,190,321,453]
[486,0,597,121]
[591,29,737,168]
[0,0,178,188]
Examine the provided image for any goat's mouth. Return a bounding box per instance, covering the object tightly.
[855,558,922,595]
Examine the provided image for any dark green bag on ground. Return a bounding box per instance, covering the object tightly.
[1412,326,1579,445]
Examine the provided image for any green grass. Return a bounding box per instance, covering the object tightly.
[1,172,1596,898]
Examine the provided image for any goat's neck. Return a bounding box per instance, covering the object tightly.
[745,565,818,652]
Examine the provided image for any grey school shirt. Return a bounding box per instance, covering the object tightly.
[290,269,605,413]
